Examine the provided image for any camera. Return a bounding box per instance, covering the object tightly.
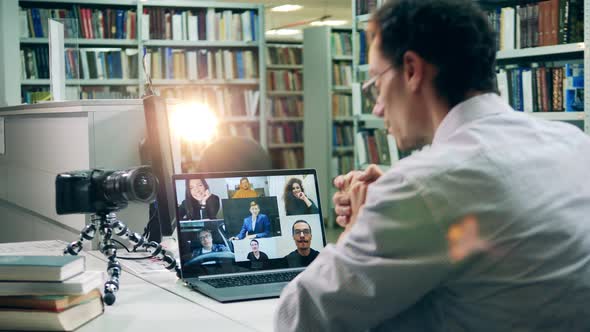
[56,166,157,214]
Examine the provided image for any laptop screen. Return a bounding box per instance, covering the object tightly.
[173,169,326,278]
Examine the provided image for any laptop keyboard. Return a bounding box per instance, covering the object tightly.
[202,270,302,288]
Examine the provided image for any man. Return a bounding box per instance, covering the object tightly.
[232,177,258,199]
[275,1,590,331]
[284,220,319,268]
[229,201,271,240]
[192,229,227,257]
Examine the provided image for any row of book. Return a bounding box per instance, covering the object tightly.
[331,32,353,57]
[67,49,138,80]
[218,123,259,141]
[487,0,584,51]
[21,47,49,79]
[333,63,353,86]
[76,86,139,100]
[333,94,353,117]
[19,6,136,40]
[357,30,369,65]
[0,255,104,331]
[143,8,258,42]
[333,155,355,177]
[267,70,303,91]
[267,97,304,118]
[334,124,354,147]
[21,88,51,104]
[269,122,303,144]
[21,47,139,81]
[270,149,304,169]
[148,48,258,80]
[266,46,302,66]
[356,129,393,166]
[159,87,260,117]
[497,63,584,112]
[355,0,385,15]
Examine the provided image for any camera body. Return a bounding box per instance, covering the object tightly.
[56,166,157,215]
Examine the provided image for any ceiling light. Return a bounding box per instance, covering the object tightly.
[310,20,348,27]
[271,4,303,12]
[266,29,301,36]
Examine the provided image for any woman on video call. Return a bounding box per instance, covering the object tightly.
[284,178,319,216]
[178,178,220,220]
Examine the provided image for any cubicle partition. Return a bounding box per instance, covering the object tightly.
[0,100,149,245]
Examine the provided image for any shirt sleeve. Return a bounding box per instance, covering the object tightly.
[274,171,452,332]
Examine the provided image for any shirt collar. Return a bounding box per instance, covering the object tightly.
[432,93,512,145]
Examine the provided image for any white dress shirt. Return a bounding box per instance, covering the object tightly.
[274,93,590,331]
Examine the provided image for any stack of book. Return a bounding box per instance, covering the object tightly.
[0,255,105,331]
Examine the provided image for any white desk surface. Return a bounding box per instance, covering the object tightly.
[85,251,278,332]
[0,241,277,332]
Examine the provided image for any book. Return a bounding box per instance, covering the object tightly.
[0,296,104,331]
[0,289,101,311]
[0,270,105,296]
[0,256,84,282]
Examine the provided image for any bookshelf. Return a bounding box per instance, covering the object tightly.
[266,40,304,169]
[303,26,353,227]
[349,0,590,174]
[351,0,398,172]
[1,0,268,167]
[484,0,588,134]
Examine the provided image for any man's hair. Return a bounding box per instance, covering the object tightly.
[250,239,259,245]
[292,220,311,235]
[250,201,258,207]
[240,177,250,184]
[199,229,212,237]
[372,0,497,107]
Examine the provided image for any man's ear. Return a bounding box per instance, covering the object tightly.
[402,50,425,92]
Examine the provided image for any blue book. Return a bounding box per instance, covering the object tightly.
[236,51,244,79]
[32,8,43,38]
[116,10,124,39]
[565,63,584,112]
[250,11,257,41]
[0,255,84,282]
[166,48,173,79]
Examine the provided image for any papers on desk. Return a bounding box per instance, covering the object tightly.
[117,252,173,275]
[0,240,70,256]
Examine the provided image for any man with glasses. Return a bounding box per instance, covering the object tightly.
[284,220,318,268]
[276,0,590,331]
[192,229,228,258]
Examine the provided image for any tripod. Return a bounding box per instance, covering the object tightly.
[64,212,180,305]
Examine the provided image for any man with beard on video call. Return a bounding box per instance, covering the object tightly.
[284,220,319,268]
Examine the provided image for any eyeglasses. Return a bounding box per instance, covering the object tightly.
[199,234,212,240]
[293,229,311,236]
[362,65,392,106]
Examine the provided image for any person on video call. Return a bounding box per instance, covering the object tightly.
[284,178,319,216]
[178,178,220,220]
[232,177,259,199]
[192,229,227,258]
[247,239,269,269]
[229,201,271,240]
[284,220,318,268]
[275,1,590,331]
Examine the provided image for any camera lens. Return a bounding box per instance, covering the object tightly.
[103,166,157,204]
[132,171,157,201]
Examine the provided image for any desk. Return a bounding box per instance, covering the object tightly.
[0,241,276,332]
[84,251,278,332]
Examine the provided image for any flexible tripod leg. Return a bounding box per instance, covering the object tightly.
[64,217,98,256]
[98,213,121,305]
[66,212,180,306]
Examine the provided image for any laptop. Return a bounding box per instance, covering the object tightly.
[173,169,326,302]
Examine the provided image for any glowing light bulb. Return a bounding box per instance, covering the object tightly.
[170,103,218,143]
